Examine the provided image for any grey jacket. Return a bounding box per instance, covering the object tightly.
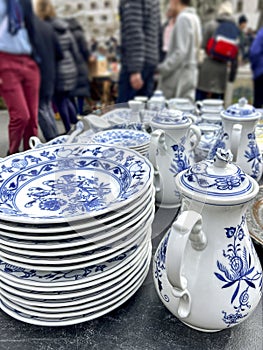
[197,14,238,94]
[119,0,161,73]
[158,7,202,102]
[50,18,79,92]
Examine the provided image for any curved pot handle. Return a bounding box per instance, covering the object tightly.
[29,136,42,149]
[188,124,201,151]
[148,129,167,194]
[166,210,207,319]
[230,124,242,162]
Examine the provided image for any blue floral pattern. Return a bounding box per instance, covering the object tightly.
[208,132,229,160]
[0,245,138,283]
[0,145,152,221]
[154,233,170,302]
[183,161,247,195]
[92,129,150,148]
[169,140,190,176]
[244,133,262,180]
[214,217,262,327]
[25,175,112,215]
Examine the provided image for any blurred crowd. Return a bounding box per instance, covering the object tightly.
[0,0,263,155]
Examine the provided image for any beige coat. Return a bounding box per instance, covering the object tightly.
[158,7,202,102]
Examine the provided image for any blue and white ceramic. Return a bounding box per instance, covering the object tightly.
[0,184,154,236]
[194,123,222,162]
[0,242,151,326]
[102,108,131,124]
[0,248,149,313]
[221,98,263,181]
[0,143,153,224]
[0,238,149,288]
[148,110,201,208]
[0,238,150,297]
[0,198,154,261]
[0,218,153,270]
[153,149,262,332]
[92,129,151,149]
[29,135,70,149]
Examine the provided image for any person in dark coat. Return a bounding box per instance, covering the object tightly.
[34,0,79,133]
[250,26,263,108]
[117,0,161,103]
[66,18,91,116]
[33,16,63,141]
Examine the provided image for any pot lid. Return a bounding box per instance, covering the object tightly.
[151,109,190,126]
[221,97,261,121]
[176,148,258,205]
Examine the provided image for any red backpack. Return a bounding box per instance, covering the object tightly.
[206,20,239,62]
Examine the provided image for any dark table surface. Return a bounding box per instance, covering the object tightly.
[0,207,262,350]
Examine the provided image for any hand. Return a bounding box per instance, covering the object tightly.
[89,55,96,63]
[130,73,144,90]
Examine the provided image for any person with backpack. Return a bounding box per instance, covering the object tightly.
[196,1,239,101]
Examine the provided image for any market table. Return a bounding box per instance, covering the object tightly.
[0,206,262,350]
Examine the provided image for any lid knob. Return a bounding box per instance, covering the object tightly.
[238,97,248,108]
[214,148,233,168]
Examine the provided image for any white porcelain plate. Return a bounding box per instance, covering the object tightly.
[0,183,153,234]
[92,129,151,148]
[0,213,153,266]
[0,255,150,326]
[0,198,154,257]
[0,143,153,224]
[0,237,149,287]
[0,192,154,248]
[0,223,152,271]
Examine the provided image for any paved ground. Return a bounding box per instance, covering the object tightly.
[0,110,65,158]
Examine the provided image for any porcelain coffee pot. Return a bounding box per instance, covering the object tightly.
[153,149,262,332]
[148,109,201,208]
[221,98,263,181]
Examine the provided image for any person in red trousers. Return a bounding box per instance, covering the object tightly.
[0,0,40,155]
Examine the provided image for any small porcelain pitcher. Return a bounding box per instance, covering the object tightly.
[221,98,263,181]
[148,109,201,208]
[153,149,262,332]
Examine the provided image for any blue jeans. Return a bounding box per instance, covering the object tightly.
[117,64,156,103]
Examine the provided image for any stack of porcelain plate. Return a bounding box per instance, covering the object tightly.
[91,129,151,156]
[0,143,154,326]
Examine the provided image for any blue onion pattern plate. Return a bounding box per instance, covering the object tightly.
[0,238,149,287]
[0,242,150,302]
[0,252,148,314]
[0,217,152,267]
[0,241,149,297]
[0,189,154,248]
[0,143,153,224]
[0,224,152,272]
[92,129,150,148]
[0,183,153,235]
[0,199,154,258]
[0,253,150,326]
